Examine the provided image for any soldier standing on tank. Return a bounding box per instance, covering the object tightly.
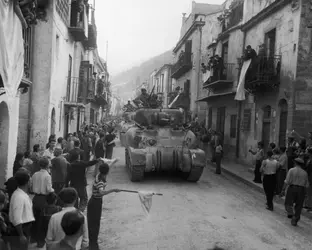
[133,88,149,107]
[123,100,135,112]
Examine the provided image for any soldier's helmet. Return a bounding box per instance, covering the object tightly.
[141,88,147,93]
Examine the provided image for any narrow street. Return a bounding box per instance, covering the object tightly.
[85,143,312,250]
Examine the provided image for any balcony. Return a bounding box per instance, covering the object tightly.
[68,1,87,41]
[83,8,97,49]
[203,62,237,90]
[64,77,85,107]
[242,55,281,93]
[171,52,192,79]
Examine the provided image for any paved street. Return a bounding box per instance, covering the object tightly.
[86,144,312,250]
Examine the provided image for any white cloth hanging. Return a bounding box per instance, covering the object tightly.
[235,59,251,101]
[0,0,24,98]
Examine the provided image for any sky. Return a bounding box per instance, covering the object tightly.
[94,0,224,76]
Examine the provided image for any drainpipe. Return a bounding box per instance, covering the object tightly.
[197,26,203,118]
[235,30,246,158]
[27,27,35,151]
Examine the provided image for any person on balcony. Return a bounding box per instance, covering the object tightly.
[244,45,258,83]
[210,55,224,82]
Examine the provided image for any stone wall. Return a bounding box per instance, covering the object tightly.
[17,92,30,152]
[0,95,20,187]
[292,0,312,136]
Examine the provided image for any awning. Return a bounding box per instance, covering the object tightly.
[196,91,236,102]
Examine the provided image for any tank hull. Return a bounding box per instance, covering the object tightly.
[124,126,205,182]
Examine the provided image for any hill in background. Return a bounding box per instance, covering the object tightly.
[111,49,173,102]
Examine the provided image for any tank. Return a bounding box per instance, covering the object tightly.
[124,108,206,182]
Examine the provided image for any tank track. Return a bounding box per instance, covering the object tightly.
[125,148,145,182]
[185,165,204,182]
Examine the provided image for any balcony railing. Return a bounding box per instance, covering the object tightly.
[65,77,84,105]
[203,62,237,88]
[68,1,87,41]
[241,55,281,92]
[171,52,192,79]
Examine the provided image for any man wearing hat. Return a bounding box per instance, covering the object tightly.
[281,157,309,226]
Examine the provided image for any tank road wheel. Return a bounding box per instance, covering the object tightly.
[129,165,145,182]
[186,165,204,182]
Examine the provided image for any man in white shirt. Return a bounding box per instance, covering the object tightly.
[9,170,35,250]
[31,157,54,247]
[46,187,89,250]
[43,139,56,160]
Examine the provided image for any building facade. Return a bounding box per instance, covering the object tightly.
[172,1,222,121]
[198,0,312,165]
[152,64,173,108]
[0,1,49,186]
[16,0,109,151]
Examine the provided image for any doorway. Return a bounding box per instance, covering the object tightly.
[262,105,271,153]
[64,107,70,138]
[51,108,56,135]
[278,99,288,147]
[217,107,226,140]
[0,101,9,188]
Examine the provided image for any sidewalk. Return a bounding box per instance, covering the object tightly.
[206,159,312,220]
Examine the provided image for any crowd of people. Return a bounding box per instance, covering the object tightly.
[248,132,312,226]
[0,122,120,250]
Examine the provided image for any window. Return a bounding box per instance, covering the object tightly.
[22,27,32,79]
[221,42,229,64]
[230,115,237,138]
[208,107,212,129]
[160,74,164,92]
[264,29,276,57]
[242,109,251,131]
[228,2,243,29]
[216,107,226,135]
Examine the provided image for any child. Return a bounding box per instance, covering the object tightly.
[39,192,62,247]
[87,159,120,250]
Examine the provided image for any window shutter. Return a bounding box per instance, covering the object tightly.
[242,109,251,131]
